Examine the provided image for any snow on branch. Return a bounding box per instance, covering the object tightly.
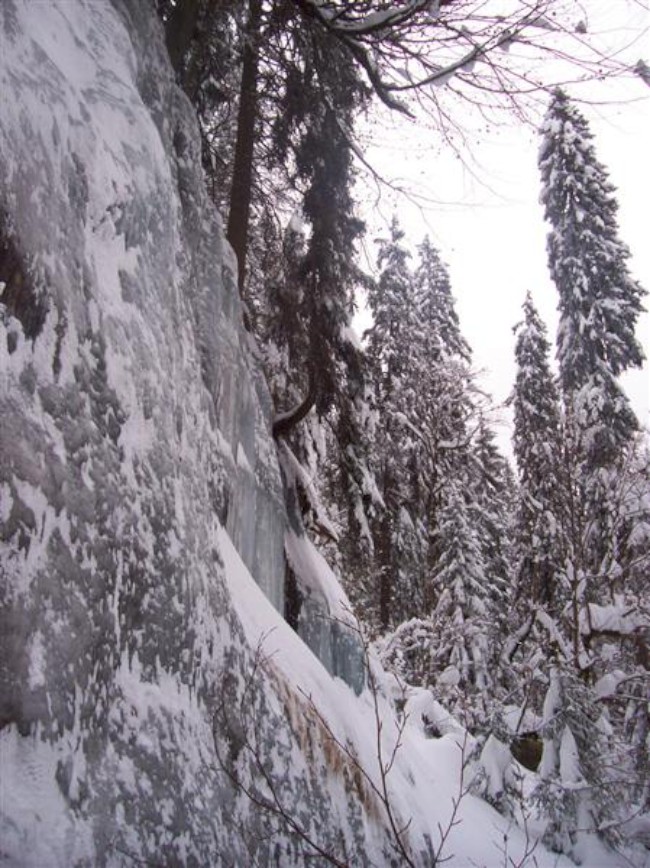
[296,0,434,37]
[579,601,649,639]
[294,0,639,128]
[278,441,340,544]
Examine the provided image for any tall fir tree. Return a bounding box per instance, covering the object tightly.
[431,482,491,694]
[530,90,650,854]
[368,228,513,731]
[413,236,471,365]
[365,216,422,629]
[539,88,645,579]
[468,419,514,614]
[252,31,379,591]
[364,227,480,630]
[540,90,645,410]
[511,293,562,612]
[410,237,475,610]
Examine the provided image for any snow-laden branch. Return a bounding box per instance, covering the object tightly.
[295,0,436,37]
[293,0,582,114]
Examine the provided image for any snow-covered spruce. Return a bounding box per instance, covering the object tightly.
[511,292,563,613]
[539,87,645,575]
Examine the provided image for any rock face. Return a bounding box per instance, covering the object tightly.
[0,2,374,864]
[0,0,284,724]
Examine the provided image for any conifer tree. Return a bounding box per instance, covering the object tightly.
[288,38,376,557]
[468,420,514,611]
[365,227,515,732]
[539,89,645,580]
[413,236,472,365]
[364,227,480,629]
[540,91,644,417]
[409,237,475,608]
[366,217,417,399]
[511,293,562,612]
[529,91,650,852]
[365,217,421,629]
[379,480,497,728]
[432,483,491,694]
[533,665,623,859]
[410,238,473,479]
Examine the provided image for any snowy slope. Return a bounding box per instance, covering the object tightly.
[0,1,622,866]
[219,527,582,867]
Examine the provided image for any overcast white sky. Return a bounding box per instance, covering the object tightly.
[354,1,650,456]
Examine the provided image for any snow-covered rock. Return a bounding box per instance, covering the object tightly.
[0,0,285,861]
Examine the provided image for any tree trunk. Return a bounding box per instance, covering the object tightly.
[377,466,395,631]
[272,378,317,440]
[227,0,262,296]
[165,0,201,74]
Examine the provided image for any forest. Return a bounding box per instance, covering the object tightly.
[0,0,648,865]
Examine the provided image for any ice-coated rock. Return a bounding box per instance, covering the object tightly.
[0,1,370,864]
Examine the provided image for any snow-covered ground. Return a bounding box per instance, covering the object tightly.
[222,524,635,867]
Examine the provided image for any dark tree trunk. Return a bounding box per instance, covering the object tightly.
[377,466,395,631]
[378,512,393,632]
[227,0,262,295]
[272,375,317,440]
[165,0,202,74]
